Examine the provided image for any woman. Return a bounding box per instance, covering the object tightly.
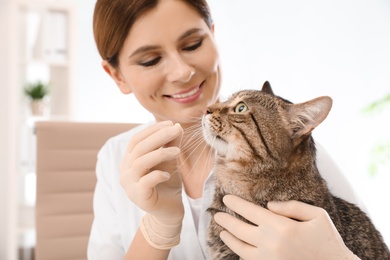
[88,0,362,259]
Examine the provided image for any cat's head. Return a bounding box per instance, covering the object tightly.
[202,81,332,164]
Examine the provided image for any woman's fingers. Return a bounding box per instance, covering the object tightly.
[217,196,355,260]
[120,121,182,184]
[223,196,326,225]
[219,230,256,260]
[267,200,327,222]
[133,147,180,179]
[222,195,287,226]
[127,121,173,151]
[214,212,259,247]
[126,121,182,160]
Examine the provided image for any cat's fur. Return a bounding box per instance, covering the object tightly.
[202,82,390,260]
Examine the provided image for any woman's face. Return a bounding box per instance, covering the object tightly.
[104,0,220,125]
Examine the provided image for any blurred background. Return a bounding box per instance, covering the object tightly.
[1,0,389,259]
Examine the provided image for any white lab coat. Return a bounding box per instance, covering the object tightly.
[87,123,364,260]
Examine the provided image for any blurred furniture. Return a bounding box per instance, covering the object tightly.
[35,121,138,260]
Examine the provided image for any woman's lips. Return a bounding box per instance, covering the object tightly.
[165,81,204,103]
[170,85,201,99]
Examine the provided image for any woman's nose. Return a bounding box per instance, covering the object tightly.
[166,55,195,83]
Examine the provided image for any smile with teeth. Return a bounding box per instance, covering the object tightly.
[170,83,202,99]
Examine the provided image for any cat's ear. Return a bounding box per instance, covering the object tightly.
[261,81,274,95]
[287,96,332,138]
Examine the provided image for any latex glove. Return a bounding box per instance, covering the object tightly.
[214,195,360,260]
[120,121,184,249]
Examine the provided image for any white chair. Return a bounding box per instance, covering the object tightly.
[35,121,138,260]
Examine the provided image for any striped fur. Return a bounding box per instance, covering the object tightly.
[203,82,390,260]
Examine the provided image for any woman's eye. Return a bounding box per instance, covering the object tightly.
[234,102,248,113]
[183,39,203,51]
[139,57,161,67]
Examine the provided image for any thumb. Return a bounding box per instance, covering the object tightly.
[267,200,325,221]
[165,123,183,148]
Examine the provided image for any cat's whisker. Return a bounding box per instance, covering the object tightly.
[171,136,205,178]
[177,126,214,179]
[199,141,215,181]
[178,134,205,164]
[179,137,212,179]
[170,123,207,177]
[180,125,204,152]
[178,115,203,127]
[181,130,204,152]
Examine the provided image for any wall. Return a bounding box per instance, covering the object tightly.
[71,0,152,123]
[0,0,19,258]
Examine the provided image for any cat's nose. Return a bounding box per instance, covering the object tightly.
[205,107,213,114]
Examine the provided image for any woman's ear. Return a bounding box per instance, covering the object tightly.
[101,60,132,94]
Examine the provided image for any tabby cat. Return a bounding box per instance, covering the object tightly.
[202,81,390,260]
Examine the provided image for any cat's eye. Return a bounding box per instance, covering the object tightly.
[234,102,248,113]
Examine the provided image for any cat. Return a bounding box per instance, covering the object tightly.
[202,81,390,260]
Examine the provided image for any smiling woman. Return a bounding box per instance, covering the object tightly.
[95,0,220,125]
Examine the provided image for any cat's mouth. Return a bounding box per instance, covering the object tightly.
[210,135,229,156]
[215,135,226,143]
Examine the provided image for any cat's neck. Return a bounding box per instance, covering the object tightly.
[217,136,319,178]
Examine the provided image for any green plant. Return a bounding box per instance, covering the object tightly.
[363,93,390,114]
[368,140,390,176]
[363,92,390,176]
[24,81,49,100]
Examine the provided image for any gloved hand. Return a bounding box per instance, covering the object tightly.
[120,121,184,249]
[214,195,360,260]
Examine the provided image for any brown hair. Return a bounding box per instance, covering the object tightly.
[93,0,213,67]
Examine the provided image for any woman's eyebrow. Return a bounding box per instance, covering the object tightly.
[129,45,159,59]
[129,28,205,59]
[178,28,204,41]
